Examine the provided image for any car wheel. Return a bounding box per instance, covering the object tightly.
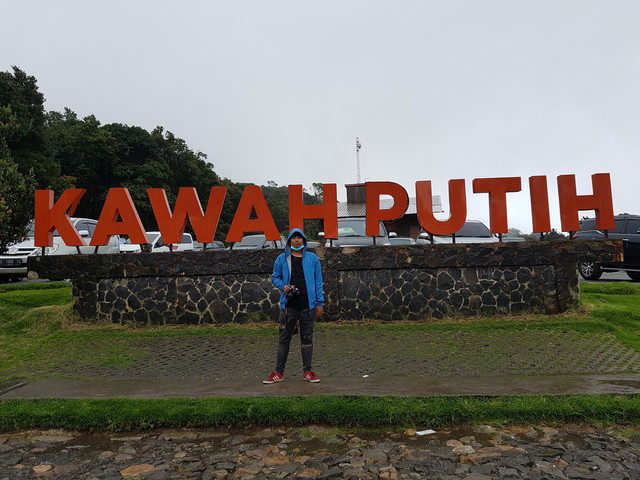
[579,261,602,280]
[627,271,640,282]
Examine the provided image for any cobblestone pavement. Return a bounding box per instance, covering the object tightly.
[3,327,640,478]
[6,328,640,382]
[2,424,640,479]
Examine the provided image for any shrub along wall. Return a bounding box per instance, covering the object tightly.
[29,240,622,325]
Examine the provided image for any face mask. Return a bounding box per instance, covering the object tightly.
[290,244,304,251]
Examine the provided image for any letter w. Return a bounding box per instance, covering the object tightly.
[148,187,227,244]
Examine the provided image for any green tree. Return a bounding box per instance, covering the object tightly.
[45,109,120,219]
[311,182,323,202]
[0,66,55,188]
[522,228,570,242]
[145,127,223,231]
[542,228,569,241]
[0,144,36,253]
[3,66,327,242]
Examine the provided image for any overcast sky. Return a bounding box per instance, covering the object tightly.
[3,1,638,233]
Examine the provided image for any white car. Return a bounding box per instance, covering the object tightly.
[120,231,194,253]
[0,218,120,282]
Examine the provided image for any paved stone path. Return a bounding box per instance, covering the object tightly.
[6,328,640,382]
[1,424,639,479]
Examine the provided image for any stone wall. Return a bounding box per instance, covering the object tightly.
[29,240,622,325]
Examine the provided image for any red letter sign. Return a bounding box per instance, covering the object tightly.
[473,177,521,234]
[225,185,280,242]
[34,189,86,247]
[91,188,148,245]
[288,184,338,239]
[529,176,551,233]
[557,173,615,232]
[148,187,227,244]
[416,180,466,235]
[365,182,409,237]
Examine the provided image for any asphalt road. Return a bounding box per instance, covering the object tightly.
[584,271,637,283]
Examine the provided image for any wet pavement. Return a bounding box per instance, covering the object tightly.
[3,373,640,400]
[3,327,640,478]
[2,327,640,399]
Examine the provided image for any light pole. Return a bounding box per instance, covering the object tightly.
[356,137,362,183]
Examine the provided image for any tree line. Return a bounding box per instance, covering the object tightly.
[0,66,321,251]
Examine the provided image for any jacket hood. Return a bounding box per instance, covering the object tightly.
[285,228,307,254]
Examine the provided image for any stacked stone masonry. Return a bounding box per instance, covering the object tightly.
[30,240,622,325]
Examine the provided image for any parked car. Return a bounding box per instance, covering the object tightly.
[572,213,640,281]
[193,240,226,251]
[0,218,120,282]
[417,219,499,244]
[500,234,525,242]
[231,234,286,250]
[389,236,416,245]
[120,232,194,253]
[321,217,393,247]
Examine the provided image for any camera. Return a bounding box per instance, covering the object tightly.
[286,286,300,299]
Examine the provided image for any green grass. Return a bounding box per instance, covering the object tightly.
[1,280,640,431]
[579,282,640,352]
[1,394,640,432]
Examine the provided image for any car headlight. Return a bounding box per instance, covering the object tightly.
[35,245,58,255]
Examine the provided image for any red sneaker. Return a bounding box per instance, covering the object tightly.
[303,371,320,383]
[263,372,284,384]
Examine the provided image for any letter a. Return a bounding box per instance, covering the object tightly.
[225,186,280,242]
[91,188,148,245]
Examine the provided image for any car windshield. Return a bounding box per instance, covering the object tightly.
[125,232,159,245]
[579,218,627,233]
[579,219,596,231]
[390,238,413,245]
[26,222,70,237]
[237,235,265,246]
[456,222,492,237]
[337,219,383,237]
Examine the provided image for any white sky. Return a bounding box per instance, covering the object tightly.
[3,0,638,233]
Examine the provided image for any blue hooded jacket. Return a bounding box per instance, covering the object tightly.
[272,228,324,310]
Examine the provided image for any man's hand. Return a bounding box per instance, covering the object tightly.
[283,285,292,293]
[315,305,324,318]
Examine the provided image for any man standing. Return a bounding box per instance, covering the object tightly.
[264,228,324,384]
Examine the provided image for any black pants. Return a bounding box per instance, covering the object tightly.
[275,307,315,375]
